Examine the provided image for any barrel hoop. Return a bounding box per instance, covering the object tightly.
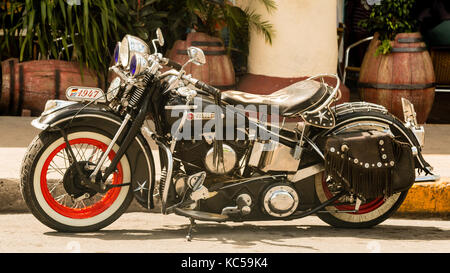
[177,50,227,56]
[397,37,423,43]
[8,60,15,114]
[17,65,24,116]
[191,41,223,47]
[55,69,60,99]
[213,84,236,90]
[391,47,427,53]
[357,82,436,90]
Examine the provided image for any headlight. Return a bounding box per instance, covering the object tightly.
[113,42,120,65]
[107,77,122,101]
[119,35,149,68]
[129,53,149,77]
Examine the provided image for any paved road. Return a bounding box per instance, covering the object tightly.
[0,212,448,253]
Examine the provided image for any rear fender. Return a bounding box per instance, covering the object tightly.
[328,102,433,174]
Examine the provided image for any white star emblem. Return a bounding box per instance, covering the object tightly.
[134,180,148,195]
[314,111,329,124]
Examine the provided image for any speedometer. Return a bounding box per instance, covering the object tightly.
[107,77,122,101]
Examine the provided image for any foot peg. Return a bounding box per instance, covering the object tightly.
[188,171,214,201]
[187,171,206,191]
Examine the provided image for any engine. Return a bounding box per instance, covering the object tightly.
[204,144,238,174]
[174,139,248,176]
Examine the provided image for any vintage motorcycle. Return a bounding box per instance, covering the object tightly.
[21,29,434,240]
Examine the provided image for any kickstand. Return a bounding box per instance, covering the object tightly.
[186,217,196,242]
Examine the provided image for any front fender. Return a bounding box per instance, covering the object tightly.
[31,100,114,130]
[31,99,157,209]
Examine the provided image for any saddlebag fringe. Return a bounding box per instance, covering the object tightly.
[324,131,411,199]
[325,150,393,198]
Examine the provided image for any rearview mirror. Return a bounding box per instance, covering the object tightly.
[187,47,206,66]
[156,28,164,47]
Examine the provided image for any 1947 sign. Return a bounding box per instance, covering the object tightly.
[65,86,106,103]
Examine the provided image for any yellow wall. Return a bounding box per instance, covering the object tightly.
[240,0,338,78]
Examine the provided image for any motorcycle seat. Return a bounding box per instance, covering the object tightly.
[221,80,328,116]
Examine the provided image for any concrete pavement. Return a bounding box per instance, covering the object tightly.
[0,212,448,253]
[0,116,448,218]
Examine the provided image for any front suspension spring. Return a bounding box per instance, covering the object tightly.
[129,73,153,108]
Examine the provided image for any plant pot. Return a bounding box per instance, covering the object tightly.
[168,32,235,90]
[358,32,435,124]
[1,59,102,116]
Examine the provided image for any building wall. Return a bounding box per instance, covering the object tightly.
[241,0,338,78]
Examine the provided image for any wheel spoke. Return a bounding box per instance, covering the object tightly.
[54,194,68,206]
[48,179,63,193]
[39,136,124,219]
[48,162,66,176]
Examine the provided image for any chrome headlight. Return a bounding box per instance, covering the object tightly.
[107,77,122,101]
[129,53,149,77]
[119,35,150,68]
[113,42,121,65]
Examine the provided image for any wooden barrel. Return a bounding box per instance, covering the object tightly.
[168,32,235,90]
[1,59,101,116]
[358,32,435,124]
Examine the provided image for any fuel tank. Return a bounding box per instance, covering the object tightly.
[163,93,238,141]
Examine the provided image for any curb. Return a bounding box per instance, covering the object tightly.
[0,178,148,213]
[1,177,448,218]
[396,178,449,218]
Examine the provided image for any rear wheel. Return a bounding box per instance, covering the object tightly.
[314,112,411,228]
[21,127,133,232]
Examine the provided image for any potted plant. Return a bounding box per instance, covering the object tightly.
[168,0,276,89]
[357,0,436,124]
[0,0,132,116]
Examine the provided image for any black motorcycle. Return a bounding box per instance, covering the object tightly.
[21,29,434,240]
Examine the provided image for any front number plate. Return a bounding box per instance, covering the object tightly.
[66,86,106,103]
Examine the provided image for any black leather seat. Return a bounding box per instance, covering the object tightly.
[221,80,328,116]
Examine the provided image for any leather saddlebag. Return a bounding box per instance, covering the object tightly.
[324,130,415,199]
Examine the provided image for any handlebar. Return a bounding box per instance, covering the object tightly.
[161,57,182,70]
[194,80,221,98]
[167,59,182,70]
[194,80,222,104]
[112,53,222,103]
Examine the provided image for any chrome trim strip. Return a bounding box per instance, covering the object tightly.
[156,140,173,214]
[164,105,198,110]
[289,163,324,182]
[304,136,325,159]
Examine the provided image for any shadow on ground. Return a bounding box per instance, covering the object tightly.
[44,222,450,249]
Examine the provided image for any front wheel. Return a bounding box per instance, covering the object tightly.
[20,127,133,232]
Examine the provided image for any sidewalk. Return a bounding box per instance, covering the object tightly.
[0,116,448,218]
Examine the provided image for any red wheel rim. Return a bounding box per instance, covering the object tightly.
[40,138,123,219]
[321,176,385,214]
